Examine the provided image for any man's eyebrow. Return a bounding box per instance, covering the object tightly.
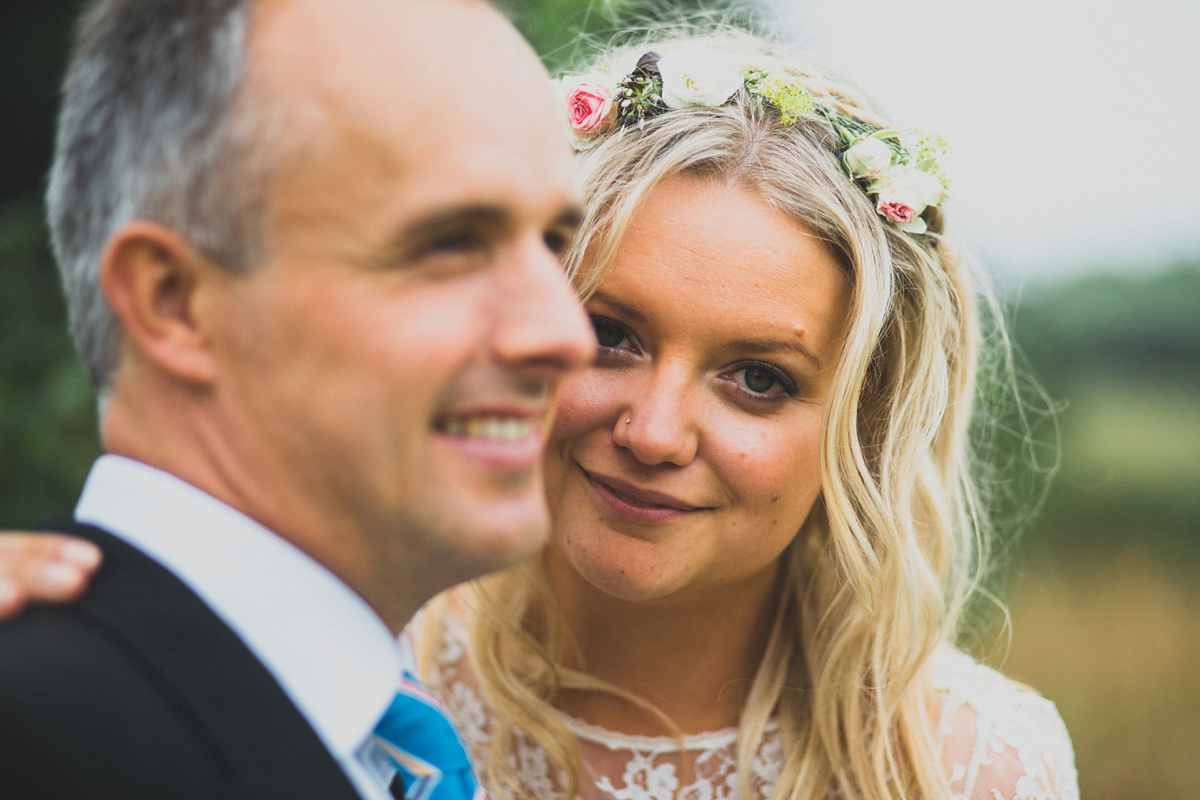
[389,203,584,260]
[398,205,513,243]
[553,204,584,232]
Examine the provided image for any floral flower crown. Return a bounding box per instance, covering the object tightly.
[555,44,949,234]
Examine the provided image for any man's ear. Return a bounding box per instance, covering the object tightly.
[99,221,222,386]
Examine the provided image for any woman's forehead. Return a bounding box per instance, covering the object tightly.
[592,177,851,356]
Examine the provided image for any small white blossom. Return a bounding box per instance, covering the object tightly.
[897,130,921,158]
[606,50,645,83]
[657,45,744,109]
[873,164,945,207]
[843,136,893,179]
[913,169,947,207]
[868,166,948,232]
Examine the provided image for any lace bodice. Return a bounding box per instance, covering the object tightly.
[420,613,1078,800]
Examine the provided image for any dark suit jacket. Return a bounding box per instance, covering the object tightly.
[0,521,368,800]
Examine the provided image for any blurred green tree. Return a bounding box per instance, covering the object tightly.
[0,197,101,525]
[1010,265,1200,562]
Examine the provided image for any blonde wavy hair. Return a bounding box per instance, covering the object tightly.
[418,27,1035,800]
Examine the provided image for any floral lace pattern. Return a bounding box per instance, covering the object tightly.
[423,614,1078,800]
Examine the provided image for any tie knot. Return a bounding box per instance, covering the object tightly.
[372,673,481,800]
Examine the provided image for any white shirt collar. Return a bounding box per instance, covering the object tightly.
[75,454,402,765]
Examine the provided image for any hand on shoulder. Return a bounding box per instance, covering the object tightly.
[0,533,101,617]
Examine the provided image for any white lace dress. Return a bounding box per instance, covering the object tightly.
[423,614,1078,800]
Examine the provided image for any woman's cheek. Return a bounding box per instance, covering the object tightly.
[707,410,823,518]
[549,366,633,442]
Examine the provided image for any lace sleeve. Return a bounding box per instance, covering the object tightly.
[934,650,1079,800]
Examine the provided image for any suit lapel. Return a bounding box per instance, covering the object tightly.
[54,522,367,800]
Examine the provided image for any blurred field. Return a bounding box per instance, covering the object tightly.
[986,268,1200,800]
[1062,375,1200,495]
[999,556,1200,800]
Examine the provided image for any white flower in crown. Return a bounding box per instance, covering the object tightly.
[656,45,744,109]
[606,49,645,84]
[869,166,947,234]
[897,130,921,158]
[912,168,948,207]
[842,136,894,180]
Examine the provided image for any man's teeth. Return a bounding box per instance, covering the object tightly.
[442,417,533,441]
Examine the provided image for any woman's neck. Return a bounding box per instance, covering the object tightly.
[546,556,782,736]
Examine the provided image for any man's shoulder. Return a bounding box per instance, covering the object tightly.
[0,522,184,676]
[0,521,234,671]
[0,522,365,800]
[0,522,195,678]
[0,523,242,796]
[0,596,241,797]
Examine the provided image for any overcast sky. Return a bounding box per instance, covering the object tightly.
[770,0,1200,288]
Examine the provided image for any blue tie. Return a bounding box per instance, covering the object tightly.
[371,672,484,800]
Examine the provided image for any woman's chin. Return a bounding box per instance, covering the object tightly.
[556,536,691,604]
[581,566,673,603]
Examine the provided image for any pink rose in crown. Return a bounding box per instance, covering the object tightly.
[555,73,619,150]
[878,200,916,223]
[870,166,945,233]
[565,81,615,134]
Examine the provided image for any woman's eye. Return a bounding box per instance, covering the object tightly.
[591,317,629,349]
[728,364,797,400]
[743,366,780,394]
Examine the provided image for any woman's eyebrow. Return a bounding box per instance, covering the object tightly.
[587,292,822,369]
[588,290,646,323]
[728,337,821,370]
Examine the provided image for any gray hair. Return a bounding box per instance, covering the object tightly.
[46,0,265,395]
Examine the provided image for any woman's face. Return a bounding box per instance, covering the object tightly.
[543,175,852,605]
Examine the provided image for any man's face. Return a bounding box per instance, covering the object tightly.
[206,0,594,614]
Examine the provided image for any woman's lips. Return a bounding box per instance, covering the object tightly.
[581,467,705,524]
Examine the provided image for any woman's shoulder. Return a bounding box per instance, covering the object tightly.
[403,587,474,675]
[929,646,1079,800]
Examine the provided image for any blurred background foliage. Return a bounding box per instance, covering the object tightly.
[2,2,1197,798]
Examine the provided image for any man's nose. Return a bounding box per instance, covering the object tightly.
[490,237,596,375]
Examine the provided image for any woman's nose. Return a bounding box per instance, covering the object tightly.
[611,373,698,467]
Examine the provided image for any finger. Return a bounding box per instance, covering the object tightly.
[57,538,103,570]
[29,561,92,601]
[0,576,26,619]
[0,533,101,604]
[0,560,90,604]
[0,533,102,570]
